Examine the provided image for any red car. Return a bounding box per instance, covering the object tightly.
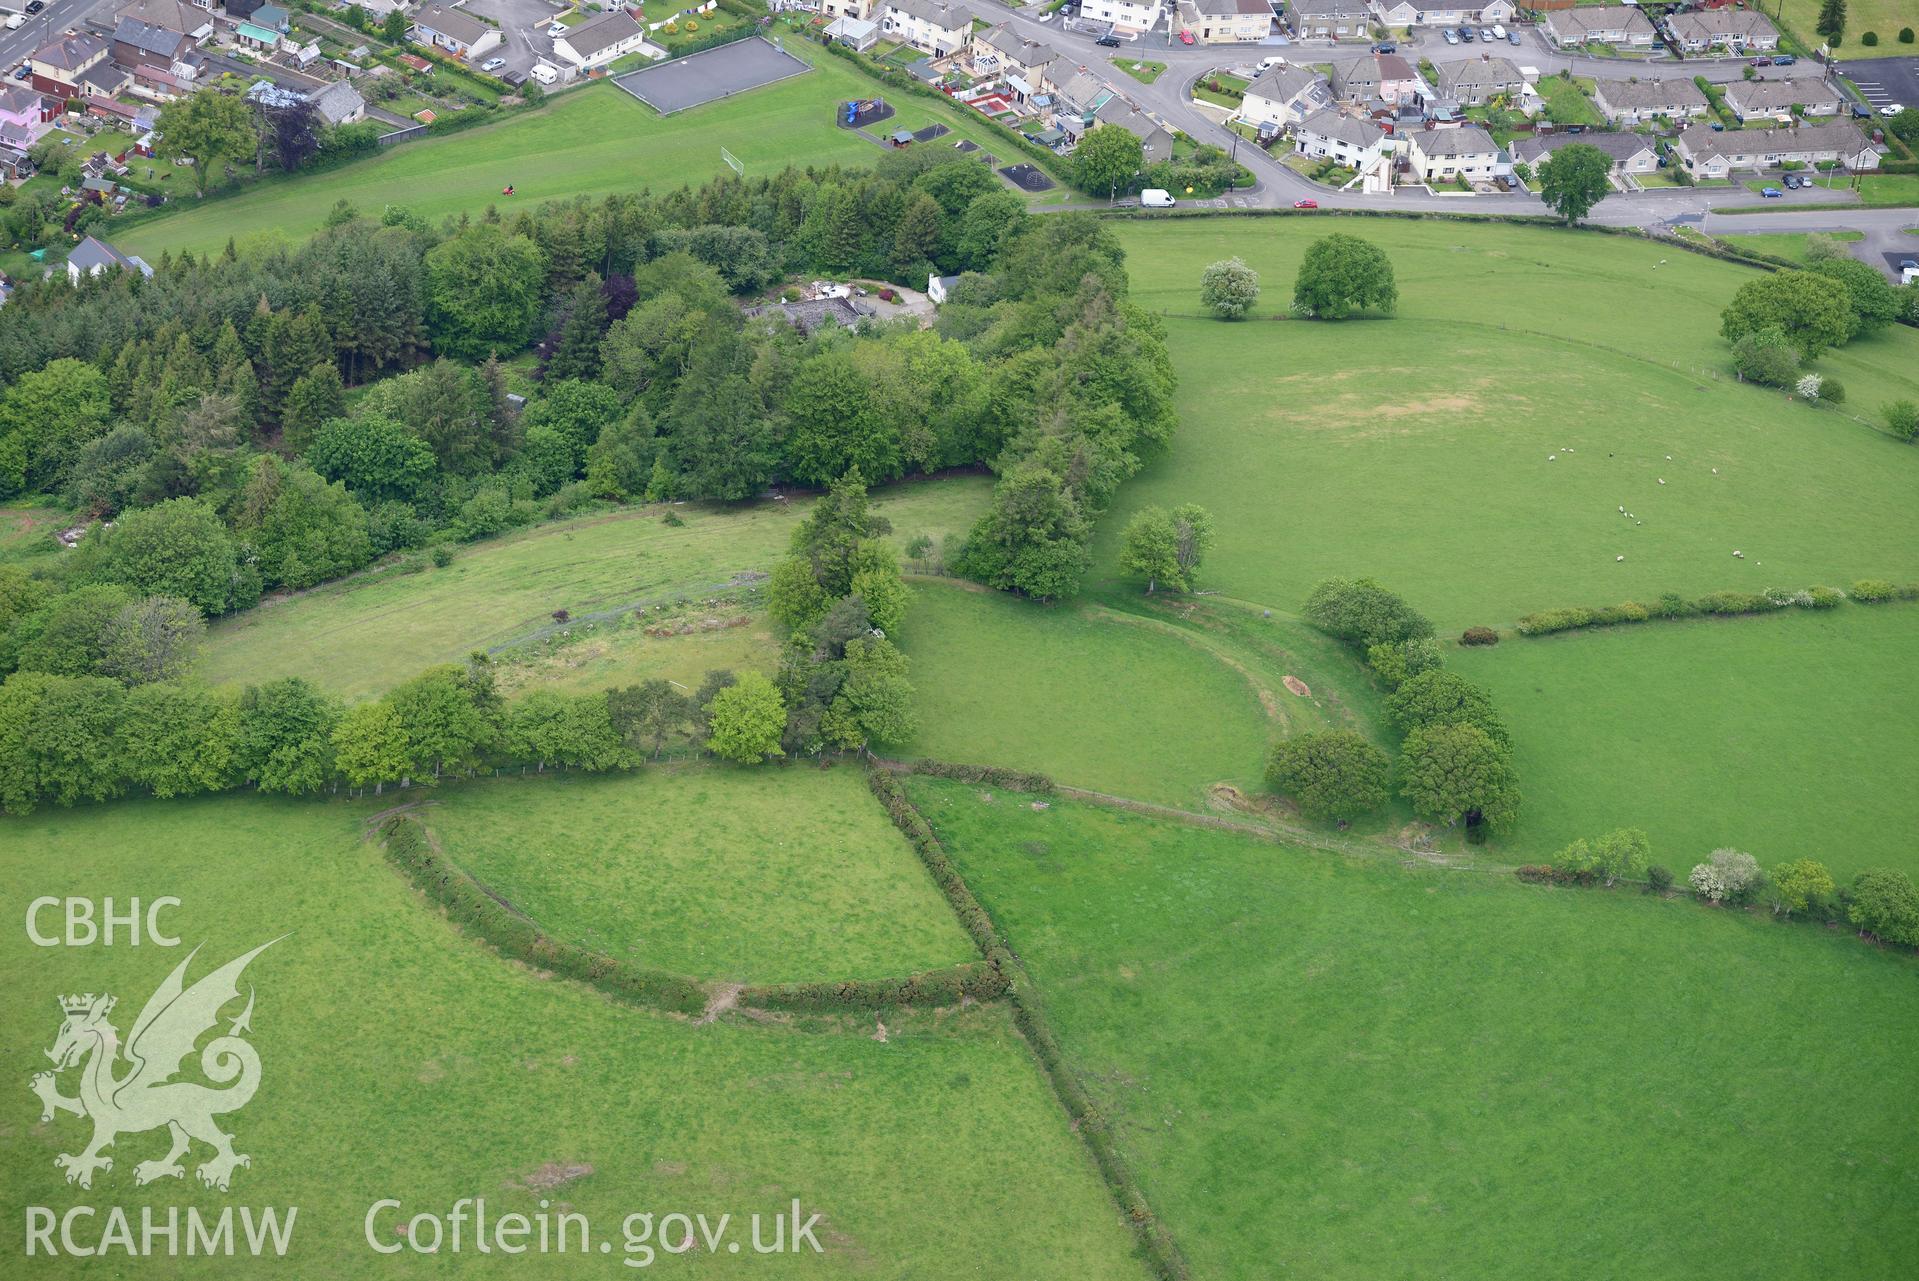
[1178,29,1195,44]
[1293,198,1319,209]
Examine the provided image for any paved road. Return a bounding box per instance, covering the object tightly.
[1003,2,1917,271]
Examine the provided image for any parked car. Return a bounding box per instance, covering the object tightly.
[1458,26,1474,41]
[1774,55,1795,66]
[1141,188,1176,207]
[548,23,566,36]
[480,56,506,72]
[1293,198,1318,208]
[1095,33,1121,47]
[1500,173,1520,190]
[1491,23,1507,39]
[1881,104,1903,118]
[1372,41,1396,53]
[1178,29,1195,44]
[1750,56,1771,66]
[1506,29,1521,45]
[1782,173,1799,188]
[10,63,27,79]
[1850,103,1871,118]
[24,0,44,12]
[1443,27,1459,43]
[1760,186,1782,197]
[1478,27,1495,40]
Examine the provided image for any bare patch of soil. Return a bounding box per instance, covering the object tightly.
[1282,675,1312,697]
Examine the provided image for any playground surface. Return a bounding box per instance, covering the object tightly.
[612,36,811,114]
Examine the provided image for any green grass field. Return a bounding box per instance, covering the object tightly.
[1717,228,1864,263]
[0,502,71,570]
[197,477,989,701]
[115,40,1032,261]
[1453,604,1919,880]
[1101,217,1919,630]
[421,766,975,984]
[0,792,1143,1277]
[911,777,1919,1281]
[896,581,1274,807]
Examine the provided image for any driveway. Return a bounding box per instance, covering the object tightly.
[462,0,567,76]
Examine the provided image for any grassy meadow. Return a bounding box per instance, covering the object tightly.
[1453,604,1919,880]
[911,777,1919,1281]
[0,791,1143,1278]
[114,40,1030,262]
[895,581,1275,807]
[196,476,988,701]
[1102,217,1919,630]
[422,766,974,984]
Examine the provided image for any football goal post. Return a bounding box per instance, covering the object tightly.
[721,146,744,177]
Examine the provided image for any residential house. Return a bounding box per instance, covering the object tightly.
[1293,107,1386,169]
[0,147,34,180]
[1673,120,1881,178]
[1177,0,1273,43]
[744,296,872,334]
[928,273,961,303]
[879,0,975,57]
[114,0,214,41]
[1437,56,1525,107]
[1239,63,1334,130]
[250,4,293,33]
[66,236,153,284]
[1664,9,1778,54]
[234,21,287,52]
[1330,52,1418,105]
[824,15,881,49]
[1510,130,1657,175]
[1591,76,1709,126]
[554,9,647,69]
[1723,75,1844,122]
[307,78,366,125]
[1540,6,1654,49]
[0,86,51,146]
[112,18,200,88]
[28,34,109,98]
[1052,66,1119,121]
[1092,95,1172,163]
[1290,0,1372,41]
[971,23,1055,84]
[410,3,503,60]
[224,0,273,20]
[1079,0,1166,37]
[819,0,879,20]
[1369,0,1513,29]
[1402,124,1500,182]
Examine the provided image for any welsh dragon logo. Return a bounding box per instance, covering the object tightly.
[30,939,281,1192]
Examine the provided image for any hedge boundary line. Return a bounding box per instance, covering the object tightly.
[1510,579,1919,638]
[378,812,1007,1017]
[379,814,708,1015]
[866,767,1190,1281]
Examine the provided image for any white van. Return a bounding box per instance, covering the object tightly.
[1490,22,1507,39]
[529,62,559,86]
[1140,188,1176,208]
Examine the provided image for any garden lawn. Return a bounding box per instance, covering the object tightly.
[1717,228,1864,263]
[114,41,1025,261]
[196,476,989,701]
[909,777,1919,1281]
[1857,173,1919,207]
[1451,604,1919,880]
[895,581,1273,808]
[422,766,975,984]
[0,792,1144,1278]
[1776,0,1912,51]
[1534,73,1604,126]
[1101,218,1919,629]
[1112,58,1166,85]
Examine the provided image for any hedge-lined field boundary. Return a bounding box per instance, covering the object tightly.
[1509,579,1919,638]
[867,767,1190,1281]
[378,811,1008,1017]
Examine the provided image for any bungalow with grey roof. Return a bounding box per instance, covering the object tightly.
[1664,9,1778,53]
[554,10,648,69]
[1293,107,1386,170]
[1368,0,1511,28]
[1510,130,1657,176]
[1673,120,1881,179]
[410,4,502,60]
[1092,97,1172,163]
[1723,76,1843,122]
[1591,77,1709,126]
[67,236,153,285]
[1540,6,1654,49]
